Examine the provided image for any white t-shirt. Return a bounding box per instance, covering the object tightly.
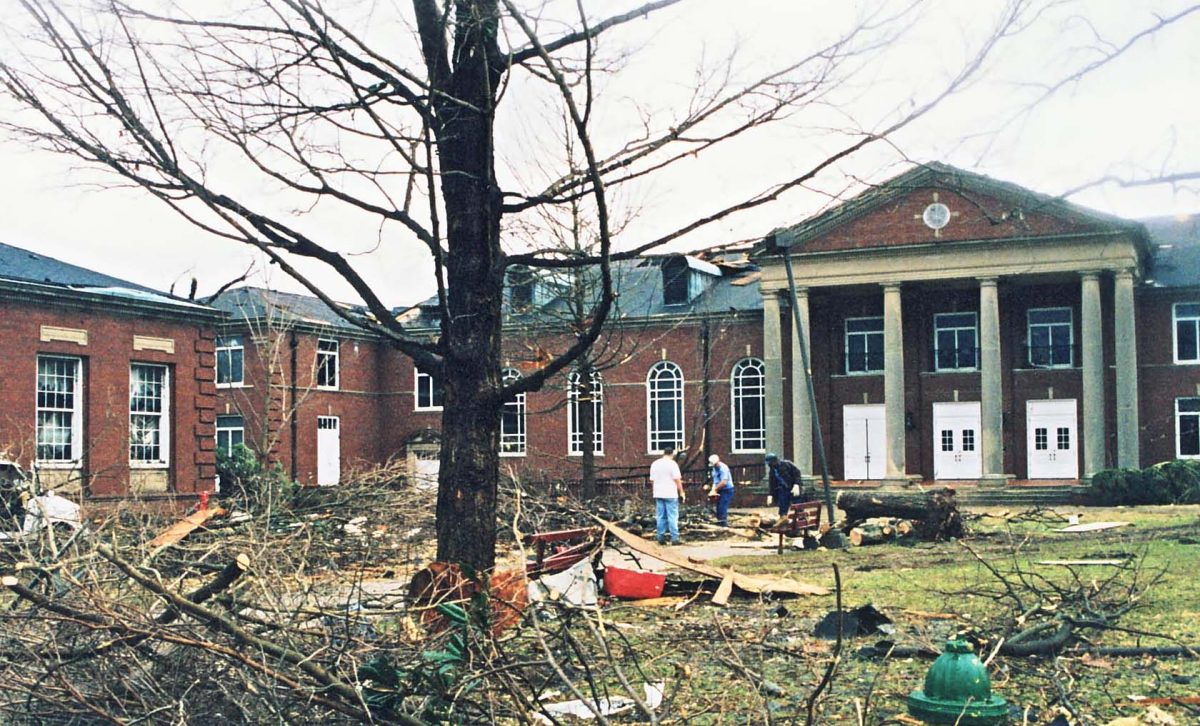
[649,457,682,499]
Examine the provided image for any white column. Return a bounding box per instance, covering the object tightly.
[979,277,1006,484]
[883,283,907,482]
[1081,272,1106,478]
[1114,269,1140,469]
[763,291,785,459]
[791,286,813,476]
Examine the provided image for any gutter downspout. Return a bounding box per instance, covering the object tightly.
[289,331,299,483]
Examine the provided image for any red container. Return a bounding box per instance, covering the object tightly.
[603,566,666,599]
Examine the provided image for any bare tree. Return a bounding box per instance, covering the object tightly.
[0,0,1038,569]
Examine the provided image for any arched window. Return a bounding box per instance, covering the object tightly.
[568,370,604,455]
[731,358,766,452]
[647,361,684,453]
[500,368,526,456]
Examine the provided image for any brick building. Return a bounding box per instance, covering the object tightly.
[6,162,1200,501]
[0,242,221,500]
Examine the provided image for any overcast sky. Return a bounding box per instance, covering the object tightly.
[0,0,1197,309]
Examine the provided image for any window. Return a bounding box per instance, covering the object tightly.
[215,335,244,386]
[130,363,169,466]
[1177,398,1200,458]
[1028,308,1073,367]
[500,368,526,456]
[662,257,690,306]
[934,312,978,371]
[731,358,766,452]
[1034,427,1048,451]
[36,356,82,463]
[1174,303,1200,364]
[316,339,339,389]
[647,361,684,452]
[568,370,604,455]
[961,429,975,452]
[1056,427,1070,451]
[216,414,245,456]
[845,317,884,374]
[415,365,444,410]
[940,430,953,452]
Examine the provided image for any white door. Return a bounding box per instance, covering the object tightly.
[413,448,440,489]
[317,416,341,486]
[1027,399,1078,479]
[933,402,982,479]
[843,404,886,479]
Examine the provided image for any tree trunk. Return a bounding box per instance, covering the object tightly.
[429,0,507,572]
[848,524,894,546]
[579,361,598,500]
[836,488,963,540]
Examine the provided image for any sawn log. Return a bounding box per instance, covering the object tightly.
[836,488,963,540]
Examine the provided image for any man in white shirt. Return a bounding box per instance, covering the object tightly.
[649,446,685,545]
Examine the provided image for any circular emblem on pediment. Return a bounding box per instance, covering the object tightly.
[922,202,951,231]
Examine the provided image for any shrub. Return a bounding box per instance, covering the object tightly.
[216,444,292,509]
[1090,460,1200,506]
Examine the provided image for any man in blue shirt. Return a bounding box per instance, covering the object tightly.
[707,454,734,527]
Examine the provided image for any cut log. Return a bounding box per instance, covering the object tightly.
[849,524,894,546]
[895,520,913,536]
[836,488,963,541]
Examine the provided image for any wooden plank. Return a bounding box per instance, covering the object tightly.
[621,596,690,608]
[601,520,828,597]
[147,507,226,551]
[712,572,734,606]
[1036,559,1128,566]
[1055,521,1130,533]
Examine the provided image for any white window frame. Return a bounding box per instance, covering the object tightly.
[1176,398,1200,459]
[646,361,684,454]
[731,357,766,453]
[130,363,170,467]
[934,312,979,372]
[844,316,884,375]
[414,365,444,411]
[1173,302,1200,365]
[568,370,604,456]
[316,338,340,390]
[216,414,245,456]
[36,355,83,466]
[215,335,245,387]
[500,368,526,457]
[1027,307,1074,368]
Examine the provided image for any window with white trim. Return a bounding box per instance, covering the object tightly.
[934,312,978,371]
[415,365,444,410]
[1028,308,1073,367]
[215,335,244,386]
[731,358,766,452]
[647,361,684,452]
[1176,398,1200,458]
[36,355,82,464]
[500,368,526,456]
[1174,303,1200,364]
[844,317,884,374]
[216,414,245,456]
[316,339,339,389]
[568,370,604,456]
[130,363,169,466]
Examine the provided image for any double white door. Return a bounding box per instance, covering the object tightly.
[843,404,886,480]
[1027,400,1078,479]
[933,402,982,479]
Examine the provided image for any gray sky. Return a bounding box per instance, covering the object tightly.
[0,0,1196,308]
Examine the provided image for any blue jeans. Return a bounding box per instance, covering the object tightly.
[775,484,792,517]
[716,488,734,525]
[655,498,680,543]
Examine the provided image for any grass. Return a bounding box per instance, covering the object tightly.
[598,505,1200,723]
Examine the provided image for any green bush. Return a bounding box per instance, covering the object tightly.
[1090,460,1200,505]
[216,444,292,509]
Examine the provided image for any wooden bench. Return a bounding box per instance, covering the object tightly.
[523,526,603,576]
[774,500,822,554]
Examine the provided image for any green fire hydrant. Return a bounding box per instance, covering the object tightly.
[907,639,1008,725]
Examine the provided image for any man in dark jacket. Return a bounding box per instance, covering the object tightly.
[765,453,802,517]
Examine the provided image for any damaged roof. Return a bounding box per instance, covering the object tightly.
[211,286,373,333]
[0,240,215,315]
[1143,214,1200,289]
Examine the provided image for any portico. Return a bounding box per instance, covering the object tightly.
[756,163,1148,486]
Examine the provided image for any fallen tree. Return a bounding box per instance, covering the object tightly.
[837,488,963,540]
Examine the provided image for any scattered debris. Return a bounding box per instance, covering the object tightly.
[1036,559,1129,567]
[144,505,226,554]
[529,557,598,607]
[814,604,894,639]
[1056,521,1131,533]
[602,565,665,600]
